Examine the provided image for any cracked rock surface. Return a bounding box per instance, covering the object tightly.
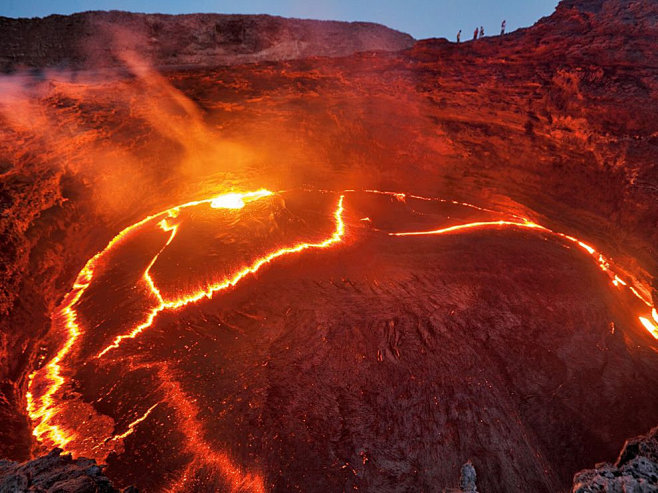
[573,426,658,493]
[0,448,131,493]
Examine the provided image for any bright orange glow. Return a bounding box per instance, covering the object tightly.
[27,190,346,467]
[386,196,656,340]
[612,275,627,287]
[97,194,345,358]
[389,219,549,237]
[210,189,273,209]
[630,286,653,308]
[26,190,275,454]
[25,186,656,491]
[26,199,180,448]
[639,317,658,340]
[26,275,87,448]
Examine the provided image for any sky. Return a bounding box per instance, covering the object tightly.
[0,0,560,40]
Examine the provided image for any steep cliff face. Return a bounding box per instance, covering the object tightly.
[0,11,414,70]
[0,1,657,492]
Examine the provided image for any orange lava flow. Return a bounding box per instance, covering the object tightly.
[109,402,161,442]
[24,186,655,492]
[26,190,345,461]
[97,194,345,358]
[350,189,527,220]
[158,366,266,493]
[25,207,171,449]
[387,207,657,340]
[389,219,550,237]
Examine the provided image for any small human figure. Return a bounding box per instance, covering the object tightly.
[473,27,478,40]
[457,29,461,43]
[479,26,484,38]
[500,20,506,35]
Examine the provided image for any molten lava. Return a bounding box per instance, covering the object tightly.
[25,187,656,491]
[27,189,346,490]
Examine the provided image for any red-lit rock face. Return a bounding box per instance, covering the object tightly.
[0,0,657,492]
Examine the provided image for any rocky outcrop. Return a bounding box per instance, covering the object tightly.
[573,427,658,492]
[444,461,479,492]
[0,12,414,70]
[0,448,128,492]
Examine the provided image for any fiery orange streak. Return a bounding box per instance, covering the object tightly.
[388,216,657,339]
[97,194,345,358]
[109,401,161,442]
[144,217,181,303]
[353,187,655,334]
[158,367,265,493]
[25,293,82,448]
[389,219,549,237]
[350,188,527,220]
[25,207,172,449]
[26,189,275,451]
[25,185,656,482]
[640,317,658,340]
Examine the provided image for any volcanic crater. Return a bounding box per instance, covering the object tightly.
[0,0,657,492]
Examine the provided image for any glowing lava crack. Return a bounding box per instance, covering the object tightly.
[26,189,345,491]
[25,188,657,492]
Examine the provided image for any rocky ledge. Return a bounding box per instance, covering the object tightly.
[0,11,414,70]
[573,426,658,492]
[0,449,132,493]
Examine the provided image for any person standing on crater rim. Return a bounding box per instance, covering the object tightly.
[457,29,461,43]
[501,19,506,35]
[473,27,478,40]
[480,26,484,38]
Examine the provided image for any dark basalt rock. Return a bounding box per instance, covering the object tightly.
[0,448,131,492]
[573,426,658,492]
[0,12,415,71]
[445,461,479,492]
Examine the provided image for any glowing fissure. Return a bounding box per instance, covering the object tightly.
[97,194,345,358]
[27,190,345,461]
[25,206,172,449]
[25,187,656,492]
[157,366,266,493]
[388,203,657,339]
[109,401,161,442]
[389,219,549,237]
[349,188,527,220]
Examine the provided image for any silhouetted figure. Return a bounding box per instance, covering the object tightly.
[473,27,478,40]
[479,26,484,38]
[501,20,506,35]
[457,29,461,43]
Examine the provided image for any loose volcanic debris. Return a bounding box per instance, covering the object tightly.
[0,448,132,492]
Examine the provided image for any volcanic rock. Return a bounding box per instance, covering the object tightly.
[0,448,126,492]
[0,12,414,70]
[573,426,658,492]
[444,461,478,492]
